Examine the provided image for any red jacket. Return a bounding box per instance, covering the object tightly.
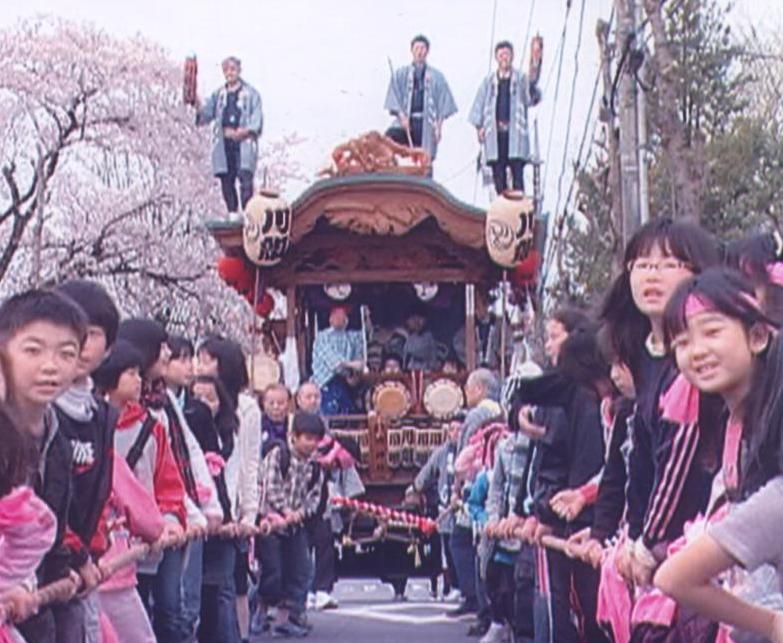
[113,402,187,528]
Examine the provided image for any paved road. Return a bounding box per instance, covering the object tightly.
[251,579,474,642]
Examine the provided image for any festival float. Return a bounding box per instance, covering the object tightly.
[206,131,543,582]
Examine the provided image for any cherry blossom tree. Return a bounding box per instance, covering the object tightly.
[0,17,303,338]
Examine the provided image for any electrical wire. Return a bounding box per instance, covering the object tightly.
[542,66,602,280]
[521,0,538,64]
[541,1,574,195]
[553,0,587,223]
[474,0,500,203]
[541,7,614,289]
[541,65,603,283]
[488,0,499,73]
[542,32,564,96]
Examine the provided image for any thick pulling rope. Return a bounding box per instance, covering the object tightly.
[0,516,299,625]
[332,496,438,537]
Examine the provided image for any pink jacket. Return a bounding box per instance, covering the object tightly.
[0,486,57,592]
[95,453,166,591]
[0,486,56,639]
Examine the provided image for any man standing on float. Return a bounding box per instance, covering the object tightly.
[469,41,541,194]
[196,56,263,216]
[384,35,457,167]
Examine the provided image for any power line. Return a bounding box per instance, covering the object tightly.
[541,2,574,195]
[553,0,587,223]
[443,157,479,186]
[521,0,538,63]
[542,32,564,96]
[542,8,614,290]
[487,0,499,73]
[563,8,616,215]
[542,65,603,283]
[474,0,500,203]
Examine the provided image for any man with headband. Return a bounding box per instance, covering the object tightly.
[311,306,364,415]
[468,40,541,194]
[384,34,457,170]
[196,56,263,218]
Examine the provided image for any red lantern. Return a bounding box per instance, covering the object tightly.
[249,291,274,318]
[217,256,254,294]
[511,249,541,287]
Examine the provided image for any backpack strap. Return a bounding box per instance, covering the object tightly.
[262,438,291,478]
[126,414,157,470]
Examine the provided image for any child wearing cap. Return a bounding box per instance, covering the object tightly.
[257,411,325,637]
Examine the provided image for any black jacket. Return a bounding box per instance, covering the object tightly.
[184,398,234,523]
[34,413,89,583]
[55,397,117,552]
[591,398,634,542]
[627,351,719,550]
[510,372,605,535]
[625,350,672,541]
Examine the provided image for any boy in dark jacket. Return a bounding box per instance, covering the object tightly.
[0,290,91,643]
[54,280,121,639]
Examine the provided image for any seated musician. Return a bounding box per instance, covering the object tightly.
[382,353,403,375]
[401,306,439,372]
[312,305,364,415]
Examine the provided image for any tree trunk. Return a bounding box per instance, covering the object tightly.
[643,0,705,222]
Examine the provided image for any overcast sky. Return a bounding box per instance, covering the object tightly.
[2,0,780,213]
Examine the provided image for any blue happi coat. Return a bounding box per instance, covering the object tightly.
[468,70,540,163]
[311,328,363,388]
[196,79,263,176]
[384,64,457,160]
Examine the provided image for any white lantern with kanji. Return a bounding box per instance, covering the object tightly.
[484,191,535,268]
[243,190,291,266]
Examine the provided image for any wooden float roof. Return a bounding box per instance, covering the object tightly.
[207,173,500,288]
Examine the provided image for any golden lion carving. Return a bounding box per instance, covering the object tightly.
[321,131,431,177]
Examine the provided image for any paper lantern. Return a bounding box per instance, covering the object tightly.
[243,190,291,266]
[183,55,198,105]
[512,249,541,287]
[217,256,254,294]
[485,191,535,268]
[255,292,275,318]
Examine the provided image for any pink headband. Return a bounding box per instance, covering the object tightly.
[684,293,712,318]
[767,262,783,287]
[684,291,762,319]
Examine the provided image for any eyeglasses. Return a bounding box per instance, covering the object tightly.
[627,258,691,274]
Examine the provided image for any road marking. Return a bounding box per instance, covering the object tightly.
[320,602,468,625]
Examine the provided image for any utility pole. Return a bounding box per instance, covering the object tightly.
[615,0,643,244]
[597,18,624,272]
[635,1,650,226]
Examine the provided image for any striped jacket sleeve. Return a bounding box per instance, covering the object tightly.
[640,419,701,549]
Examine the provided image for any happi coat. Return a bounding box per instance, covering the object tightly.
[311,328,364,388]
[196,79,263,176]
[384,63,457,160]
[468,69,540,163]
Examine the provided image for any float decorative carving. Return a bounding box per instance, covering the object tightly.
[321,198,428,236]
[322,131,431,177]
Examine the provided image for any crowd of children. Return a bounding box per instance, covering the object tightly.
[412,219,783,643]
[4,216,783,643]
[0,280,348,642]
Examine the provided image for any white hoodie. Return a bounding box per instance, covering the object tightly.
[151,390,223,528]
[223,392,261,527]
